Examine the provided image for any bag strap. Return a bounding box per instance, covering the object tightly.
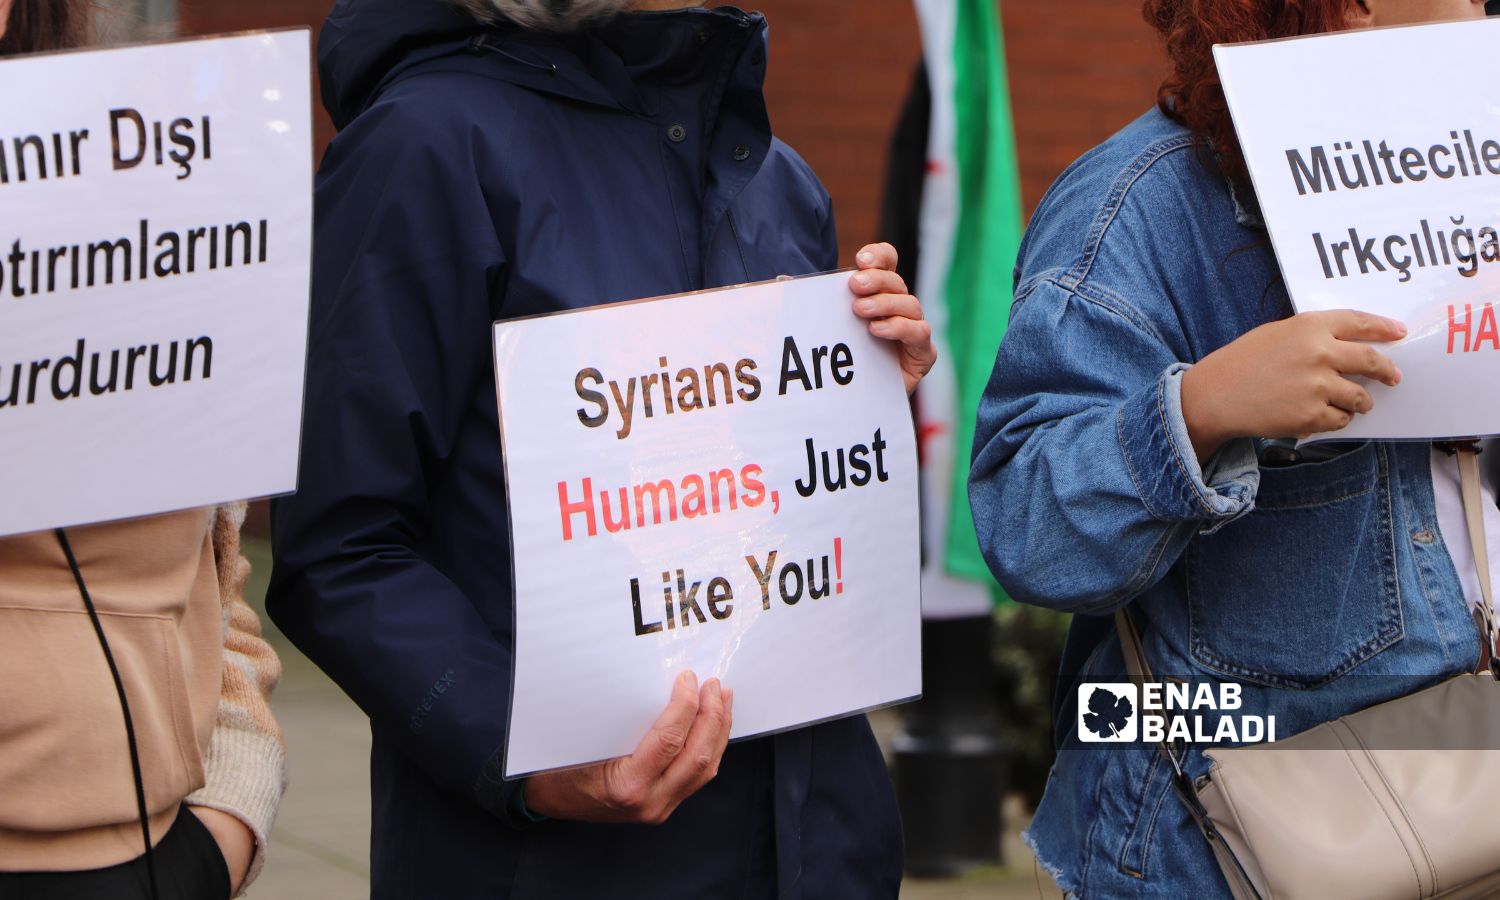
[1114,608,1264,899]
[1453,443,1498,673]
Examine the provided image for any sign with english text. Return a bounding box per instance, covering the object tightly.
[1215,19,1500,440]
[493,272,922,778]
[0,31,313,536]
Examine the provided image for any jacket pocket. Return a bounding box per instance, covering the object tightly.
[0,607,201,831]
[1186,442,1403,689]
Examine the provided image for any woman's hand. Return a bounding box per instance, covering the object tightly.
[848,243,936,395]
[524,671,733,824]
[1181,309,1406,464]
[189,805,255,896]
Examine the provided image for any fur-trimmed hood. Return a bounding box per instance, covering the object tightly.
[448,0,638,31]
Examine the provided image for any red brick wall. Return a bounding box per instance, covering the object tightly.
[1002,1,1167,214]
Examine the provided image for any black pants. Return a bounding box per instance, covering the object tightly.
[0,808,230,900]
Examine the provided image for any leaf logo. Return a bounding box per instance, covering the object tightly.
[1077,683,1138,742]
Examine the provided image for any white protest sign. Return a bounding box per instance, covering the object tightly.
[1215,19,1500,440]
[493,272,922,778]
[0,32,313,536]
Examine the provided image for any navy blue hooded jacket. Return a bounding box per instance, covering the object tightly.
[267,1,904,896]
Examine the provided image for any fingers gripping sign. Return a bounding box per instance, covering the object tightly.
[1181,308,1407,462]
[525,671,734,825]
[849,242,936,396]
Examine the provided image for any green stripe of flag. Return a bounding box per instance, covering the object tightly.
[942,0,1024,588]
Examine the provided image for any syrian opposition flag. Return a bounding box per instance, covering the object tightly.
[909,0,1024,616]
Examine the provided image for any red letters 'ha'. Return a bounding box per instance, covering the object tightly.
[1476,303,1500,352]
[1449,304,1472,355]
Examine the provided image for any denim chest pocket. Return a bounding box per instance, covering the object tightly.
[1186,442,1403,689]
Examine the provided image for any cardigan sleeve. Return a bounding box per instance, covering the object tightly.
[185,502,288,895]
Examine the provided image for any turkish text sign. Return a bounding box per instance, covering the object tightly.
[494,272,922,777]
[1215,19,1500,440]
[0,31,313,536]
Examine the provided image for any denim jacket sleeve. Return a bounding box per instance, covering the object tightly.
[968,276,1259,614]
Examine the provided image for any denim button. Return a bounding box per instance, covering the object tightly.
[1413,529,1436,544]
[667,124,687,143]
[733,145,751,162]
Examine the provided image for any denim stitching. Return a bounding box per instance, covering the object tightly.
[1024,275,1162,344]
[1068,280,1166,345]
[1376,444,1407,654]
[1069,635,1121,892]
[1155,373,1217,518]
[1074,517,1177,617]
[1188,622,1404,689]
[1063,135,1198,290]
[1186,443,1405,688]
[1251,442,1379,510]
[1401,446,1467,671]
[1078,743,1114,890]
[1140,525,1177,599]
[1136,751,1175,877]
[1184,537,1396,689]
[1013,267,1070,304]
[1109,517,1180,615]
[1107,394,1187,615]
[1250,484,1374,512]
[1189,611,1404,688]
[1116,399,1166,523]
[1065,137,1192,287]
[1116,749,1163,877]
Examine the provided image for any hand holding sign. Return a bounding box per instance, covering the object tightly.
[1182,310,1407,461]
[526,672,733,823]
[494,269,922,779]
[1215,18,1500,440]
[848,243,935,395]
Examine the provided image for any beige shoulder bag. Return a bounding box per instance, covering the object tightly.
[1117,442,1500,900]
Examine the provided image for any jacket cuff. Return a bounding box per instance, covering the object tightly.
[185,728,288,895]
[511,780,549,825]
[474,748,547,829]
[1117,363,1258,529]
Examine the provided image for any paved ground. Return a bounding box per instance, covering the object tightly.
[241,539,1061,899]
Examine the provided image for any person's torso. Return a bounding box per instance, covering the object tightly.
[0,509,221,871]
[1016,108,1492,897]
[317,10,900,896]
[328,4,842,703]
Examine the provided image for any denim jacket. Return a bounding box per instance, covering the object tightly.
[969,108,1497,898]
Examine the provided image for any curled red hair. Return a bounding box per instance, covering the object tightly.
[1143,0,1352,184]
